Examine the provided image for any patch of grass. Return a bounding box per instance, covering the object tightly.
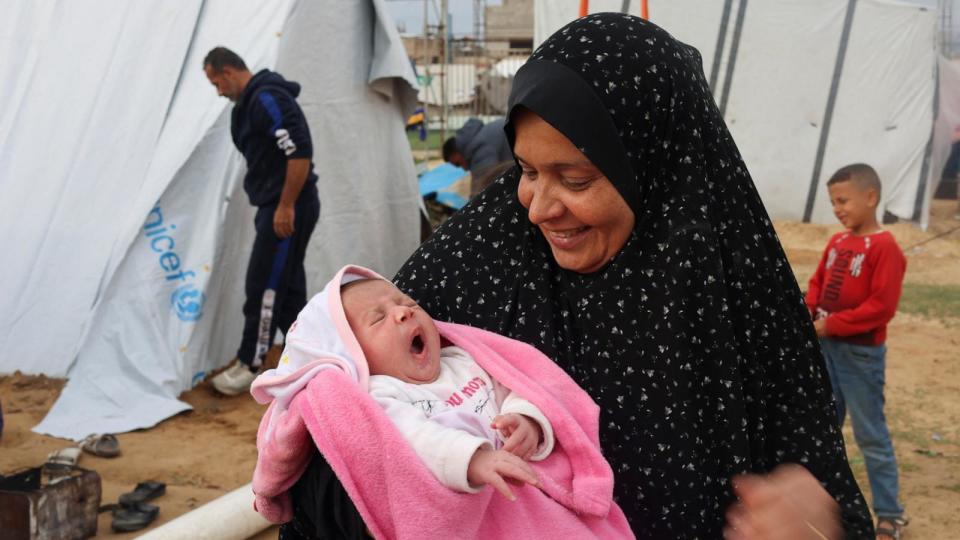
[938,483,960,493]
[897,283,960,320]
[845,451,866,474]
[899,461,922,473]
[890,428,933,450]
[406,129,445,154]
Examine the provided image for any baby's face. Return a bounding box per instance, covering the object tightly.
[342,279,442,384]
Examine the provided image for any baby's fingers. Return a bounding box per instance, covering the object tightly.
[504,430,536,457]
[523,443,537,461]
[487,472,517,501]
[492,414,517,433]
[502,432,522,454]
[496,454,540,487]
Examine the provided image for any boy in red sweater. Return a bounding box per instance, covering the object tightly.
[806,163,907,540]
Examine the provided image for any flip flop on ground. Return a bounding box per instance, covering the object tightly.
[110,502,159,532]
[79,433,120,458]
[119,481,166,506]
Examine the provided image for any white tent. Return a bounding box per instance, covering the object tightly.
[417,63,478,106]
[479,56,527,114]
[0,0,421,439]
[535,0,948,227]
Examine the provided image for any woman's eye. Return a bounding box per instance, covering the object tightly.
[521,169,538,179]
[563,178,593,190]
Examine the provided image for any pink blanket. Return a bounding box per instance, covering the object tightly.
[251,265,633,539]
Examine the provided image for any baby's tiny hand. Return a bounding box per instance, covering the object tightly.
[492,413,541,460]
[467,448,539,501]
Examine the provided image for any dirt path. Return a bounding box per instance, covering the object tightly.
[1,201,958,538]
[0,373,278,538]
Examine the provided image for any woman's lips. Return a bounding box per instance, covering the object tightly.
[543,226,590,250]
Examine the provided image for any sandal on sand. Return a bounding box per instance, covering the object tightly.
[79,433,120,458]
[46,447,81,467]
[876,517,908,540]
[111,502,159,532]
[119,481,166,506]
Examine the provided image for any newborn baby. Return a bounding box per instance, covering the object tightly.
[341,277,554,500]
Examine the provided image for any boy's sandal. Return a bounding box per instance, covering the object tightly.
[876,517,908,540]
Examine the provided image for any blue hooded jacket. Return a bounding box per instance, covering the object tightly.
[453,117,513,179]
[231,69,318,207]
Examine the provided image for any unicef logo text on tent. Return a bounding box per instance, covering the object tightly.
[143,204,205,323]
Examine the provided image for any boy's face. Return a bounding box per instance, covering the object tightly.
[342,279,442,384]
[827,180,878,234]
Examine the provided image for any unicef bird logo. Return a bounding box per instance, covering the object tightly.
[171,284,205,322]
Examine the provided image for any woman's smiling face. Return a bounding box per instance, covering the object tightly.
[513,110,635,274]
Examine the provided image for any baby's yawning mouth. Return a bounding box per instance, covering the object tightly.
[410,334,424,355]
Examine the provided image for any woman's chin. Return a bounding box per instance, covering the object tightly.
[550,249,606,274]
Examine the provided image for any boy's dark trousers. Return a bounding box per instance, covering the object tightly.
[237,185,320,367]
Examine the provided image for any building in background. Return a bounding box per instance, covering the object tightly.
[400,0,532,133]
[403,36,443,65]
[484,0,533,57]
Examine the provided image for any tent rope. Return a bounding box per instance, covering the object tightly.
[903,224,960,253]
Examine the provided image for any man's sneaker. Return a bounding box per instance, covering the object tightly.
[211,361,257,396]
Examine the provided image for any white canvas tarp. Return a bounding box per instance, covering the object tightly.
[417,63,478,106]
[0,1,205,377]
[534,0,944,227]
[479,56,527,114]
[0,1,420,439]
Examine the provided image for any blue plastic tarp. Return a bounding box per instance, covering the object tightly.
[419,162,468,209]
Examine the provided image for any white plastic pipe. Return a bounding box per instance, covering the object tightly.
[136,483,272,540]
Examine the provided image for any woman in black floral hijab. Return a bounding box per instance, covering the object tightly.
[395,13,873,539]
[283,13,873,539]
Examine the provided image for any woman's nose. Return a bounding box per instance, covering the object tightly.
[527,182,564,224]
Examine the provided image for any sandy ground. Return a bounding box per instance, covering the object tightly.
[1,200,958,539]
[0,372,278,539]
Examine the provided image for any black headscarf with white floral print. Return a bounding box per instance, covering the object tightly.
[396,13,872,539]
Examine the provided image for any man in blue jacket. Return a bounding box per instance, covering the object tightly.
[442,117,512,193]
[203,47,321,395]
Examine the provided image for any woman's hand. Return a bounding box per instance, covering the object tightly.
[724,464,842,540]
[466,448,540,501]
[492,413,542,460]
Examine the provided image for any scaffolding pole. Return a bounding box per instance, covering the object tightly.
[440,0,448,144]
[474,0,485,42]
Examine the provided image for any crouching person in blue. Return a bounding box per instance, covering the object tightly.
[203,47,321,395]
